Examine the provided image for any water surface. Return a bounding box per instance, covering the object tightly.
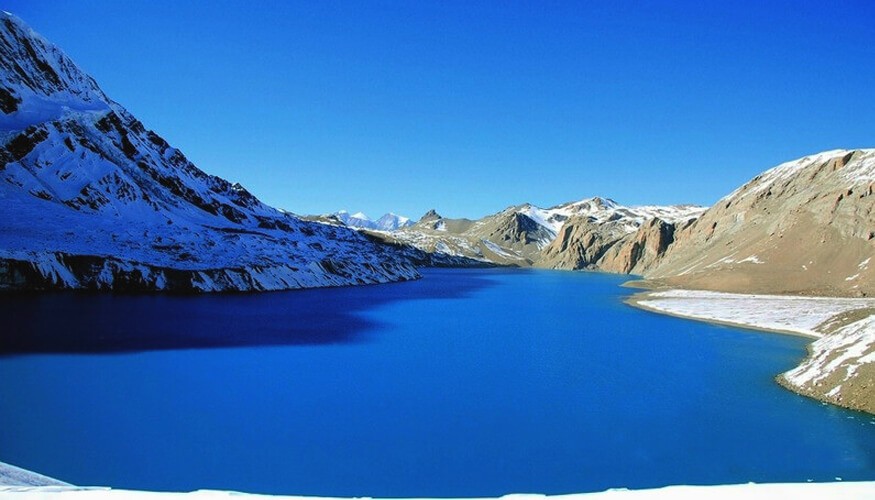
[1,269,873,496]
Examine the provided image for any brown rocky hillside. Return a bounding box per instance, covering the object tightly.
[645,149,875,296]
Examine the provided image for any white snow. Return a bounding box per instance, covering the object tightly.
[738,255,764,264]
[1,482,874,500]
[838,150,875,185]
[482,239,525,261]
[434,241,452,254]
[637,290,875,337]
[783,315,875,388]
[333,211,414,231]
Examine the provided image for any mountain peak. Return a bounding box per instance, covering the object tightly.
[1,12,113,126]
[420,209,441,221]
[0,14,419,292]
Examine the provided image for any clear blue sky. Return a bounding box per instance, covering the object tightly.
[5,1,875,219]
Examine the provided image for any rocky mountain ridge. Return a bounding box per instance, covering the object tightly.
[645,149,875,297]
[362,198,705,268]
[0,12,419,292]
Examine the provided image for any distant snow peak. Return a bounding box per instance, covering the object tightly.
[333,210,414,231]
[376,212,412,231]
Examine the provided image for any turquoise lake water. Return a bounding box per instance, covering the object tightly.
[1,268,873,496]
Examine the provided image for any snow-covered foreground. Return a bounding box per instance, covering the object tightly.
[3,463,873,499]
[1,483,874,500]
[632,289,875,413]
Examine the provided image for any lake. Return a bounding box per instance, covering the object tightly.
[0,268,873,496]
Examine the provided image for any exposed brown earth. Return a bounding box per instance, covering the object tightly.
[645,149,875,297]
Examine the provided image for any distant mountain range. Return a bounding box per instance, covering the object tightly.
[333,211,414,231]
[346,148,875,300]
[358,198,705,269]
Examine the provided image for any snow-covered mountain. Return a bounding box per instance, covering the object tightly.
[334,211,375,229]
[0,12,419,292]
[333,210,414,231]
[375,212,414,231]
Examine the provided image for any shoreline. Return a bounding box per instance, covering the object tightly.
[623,286,875,415]
[624,293,821,340]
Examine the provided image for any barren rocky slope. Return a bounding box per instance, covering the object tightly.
[537,207,699,274]
[0,12,418,292]
[646,149,875,297]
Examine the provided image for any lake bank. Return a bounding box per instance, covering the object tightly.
[626,288,875,414]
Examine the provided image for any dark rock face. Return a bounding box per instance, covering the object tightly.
[539,218,621,269]
[537,216,684,275]
[419,209,442,222]
[0,86,20,113]
[599,218,678,274]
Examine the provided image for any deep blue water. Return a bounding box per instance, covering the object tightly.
[1,268,873,496]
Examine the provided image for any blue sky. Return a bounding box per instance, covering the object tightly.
[5,1,875,219]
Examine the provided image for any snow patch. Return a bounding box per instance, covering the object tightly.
[482,239,524,260]
[784,315,875,390]
[638,290,875,337]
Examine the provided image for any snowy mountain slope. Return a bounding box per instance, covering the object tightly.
[0,12,418,292]
[334,211,373,229]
